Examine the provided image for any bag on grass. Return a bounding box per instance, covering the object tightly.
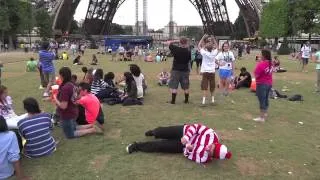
[288,94,303,101]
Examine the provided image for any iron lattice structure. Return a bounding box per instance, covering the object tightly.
[34,0,261,37]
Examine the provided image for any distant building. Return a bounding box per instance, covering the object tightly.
[164,22,203,39]
[133,21,148,35]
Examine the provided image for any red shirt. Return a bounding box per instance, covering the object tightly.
[57,82,79,120]
[77,94,100,124]
[254,60,273,85]
[182,124,219,163]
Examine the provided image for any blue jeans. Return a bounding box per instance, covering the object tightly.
[256,84,272,111]
[61,119,77,139]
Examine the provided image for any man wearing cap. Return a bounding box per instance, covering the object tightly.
[126,123,232,163]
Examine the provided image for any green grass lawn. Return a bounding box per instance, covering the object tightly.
[1,50,320,180]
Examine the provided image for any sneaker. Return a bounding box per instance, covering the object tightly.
[145,130,154,136]
[43,92,49,97]
[253,117,265,122]
[126,143,138,154]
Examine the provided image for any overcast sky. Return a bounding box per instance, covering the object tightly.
[74,0,239,30]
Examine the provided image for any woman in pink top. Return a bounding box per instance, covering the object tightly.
[253,49,273,122]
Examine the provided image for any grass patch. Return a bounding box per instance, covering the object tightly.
[1,50,320,179]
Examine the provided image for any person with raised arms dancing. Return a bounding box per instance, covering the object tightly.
[215,42,236,96]
[198,34,219,105]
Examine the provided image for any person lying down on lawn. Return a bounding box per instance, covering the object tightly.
[126,123,232,164]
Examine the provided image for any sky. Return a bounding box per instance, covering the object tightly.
[74,0,239,30]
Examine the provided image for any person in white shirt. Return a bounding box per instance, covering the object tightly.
[130,64,146,99]
[118,45,125,61]
[300,41,312,72]
[215,42,236,96]
[198,34,219,105]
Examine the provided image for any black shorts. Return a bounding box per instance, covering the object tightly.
[169,70,190,90]
[302,58,309,65]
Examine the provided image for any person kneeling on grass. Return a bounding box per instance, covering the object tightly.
[26,57,38,72]
[126,123,232,164]
[53,67,102,139]
[157,69,170,86]
[76,82,104,131]
[18,97,56,158]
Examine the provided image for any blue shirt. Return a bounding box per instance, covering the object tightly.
[18,113,56,158]
[0,131,20,179]
[39,50,55,73]
[111,45,118,52]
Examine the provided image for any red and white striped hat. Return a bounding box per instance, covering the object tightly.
[213,143,232,160]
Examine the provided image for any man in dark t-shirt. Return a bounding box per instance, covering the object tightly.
[168,37,191,104]
[235,67,252,89]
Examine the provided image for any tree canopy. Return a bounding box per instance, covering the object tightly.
[260,0,289,38]
[179,27,203,41]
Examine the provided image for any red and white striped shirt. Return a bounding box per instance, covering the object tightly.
[183,124,219,163]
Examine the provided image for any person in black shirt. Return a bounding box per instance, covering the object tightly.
[234,67,252,89]
[168,37,191,104]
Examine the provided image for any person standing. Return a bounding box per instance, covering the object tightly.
[301,41,312,72]
[215,42,236,96]
[39,41,55,97]
[198,35,219,105]
[168,37,191,104]
[253,49,273,122]
[314,49,320,93]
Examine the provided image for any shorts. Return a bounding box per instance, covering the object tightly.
[61,119,77,139]
[43,72,55,84]
[219,69,232,79]
[169,70,190,90]
[302,58,309,65]
[201,72,215,92]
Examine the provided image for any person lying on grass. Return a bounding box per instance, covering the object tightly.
[126,123,232,164]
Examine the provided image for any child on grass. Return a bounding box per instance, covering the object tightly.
[157,69,170,86]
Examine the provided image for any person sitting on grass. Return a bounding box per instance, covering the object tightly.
[82,67,94,85]
[234,67,252,89]
[121,72,142,106]
[91,69,107,99]
[76,83,104,131]
[73,55,83,65]
[0,86,28,129]
[91,54,98,65]
[53,67,101,139]
[62,52,69,60]
[272,56,287,73]
[157,68,170,86]
[18,97,56,158]
[26,57,38,72]
[71,74,78,85]
[126,123,232,164]
[129,64,147,99]
[0,117,28,180]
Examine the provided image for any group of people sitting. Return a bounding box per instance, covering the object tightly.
[80,64,147,106]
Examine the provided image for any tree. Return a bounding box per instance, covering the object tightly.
[233,14,247,40]
[35,9,53,40]
[179,26,203,41]
[0,4,10,44]
[18,0,35,44]
[70,20,80,34]
[290,0,320,39]
[260,0,289,39]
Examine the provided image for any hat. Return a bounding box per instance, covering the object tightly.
[213,143,232,160]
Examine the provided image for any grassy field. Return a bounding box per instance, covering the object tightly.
[1,50,320,180]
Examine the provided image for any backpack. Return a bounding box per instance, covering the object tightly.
[288,94,303,101]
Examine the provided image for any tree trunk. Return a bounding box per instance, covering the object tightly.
[308,33,311,42]
[8,35,13,50]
